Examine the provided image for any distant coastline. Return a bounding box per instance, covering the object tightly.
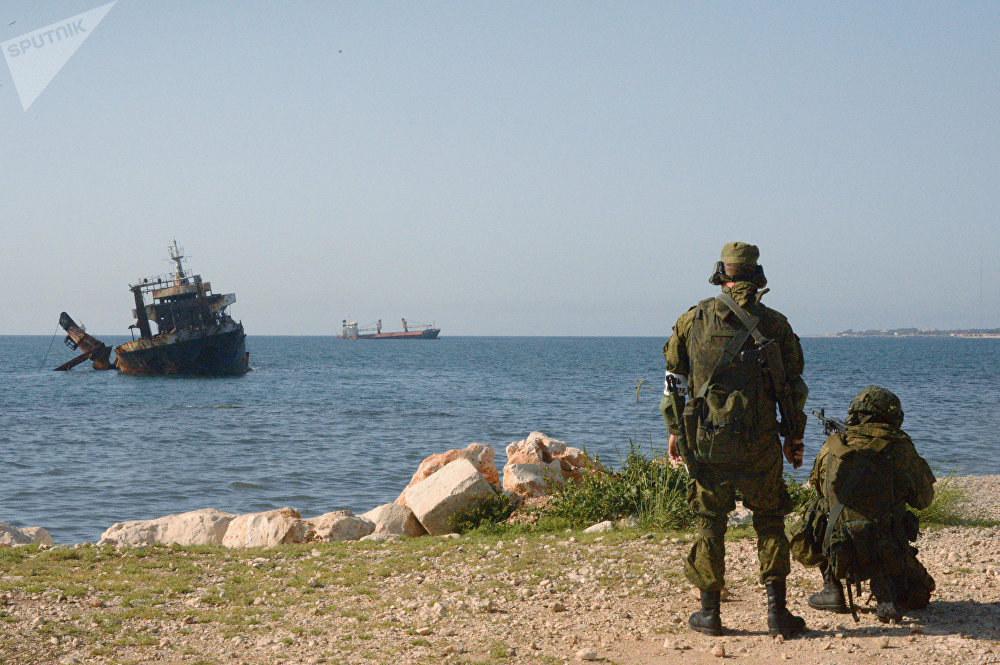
[824,327,1000,338]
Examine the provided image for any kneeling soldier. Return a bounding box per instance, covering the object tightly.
[791,386,936,623]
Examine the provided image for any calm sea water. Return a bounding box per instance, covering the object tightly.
[3,335,998,544]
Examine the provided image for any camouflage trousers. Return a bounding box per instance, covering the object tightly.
[684,441,793,592]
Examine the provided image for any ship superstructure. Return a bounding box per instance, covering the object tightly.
[56,241,249,375]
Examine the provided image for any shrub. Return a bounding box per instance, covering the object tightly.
[786,473,818,515]
[542,438,693,530]
[448,493,518,534]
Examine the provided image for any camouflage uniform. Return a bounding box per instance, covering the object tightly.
[791,387,936,618]
[662,242,808,638]
[663,269,807,591]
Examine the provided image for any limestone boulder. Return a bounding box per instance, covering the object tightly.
[304,510,375,542]
[401,458,498,535]
[100,508,236,547]
[502,461,564,498]
[0,522,40,546]
[18,527,53,546]
[361,503,427,537]
[503,431,605,497]
[222,507,309,548]
[397,443,501,503]
[505,437,552,465]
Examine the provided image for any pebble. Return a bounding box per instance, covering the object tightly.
[575,647,599,661]
[415,627,432,636]
[711,642,726,658]
[880,637,891,649]
[551,602,567,612]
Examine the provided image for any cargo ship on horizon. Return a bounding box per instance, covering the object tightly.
[55,241,249,375]
[338,318,440,340]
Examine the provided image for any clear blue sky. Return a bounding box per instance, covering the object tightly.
[2,1,997,335]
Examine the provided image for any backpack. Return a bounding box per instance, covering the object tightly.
[681,297,768,463]
[820,433,913,583]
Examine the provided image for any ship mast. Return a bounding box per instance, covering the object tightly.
[169,240,188,283]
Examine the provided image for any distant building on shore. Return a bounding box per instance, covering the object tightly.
[832,327,1000,338]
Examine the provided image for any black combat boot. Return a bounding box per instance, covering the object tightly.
[869,575,902,623]
[766,578,807,638]
[807,568,849,614]
[689,590,723,636]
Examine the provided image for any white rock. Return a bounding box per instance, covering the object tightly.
[728,502,752,527]
[359,532,401,542]
[304,511,375,542]
[100,508,237,547]
[402,458,498,535]
[502,462,563,498]
[576,647,599,661]
[361,503,427,537]
[222,507,309,548]
[398,443,502,497]
[19,527,53,546]
[583,521,615,533]
[0,523,47,546]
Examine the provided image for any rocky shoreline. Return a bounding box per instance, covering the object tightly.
[1,437,998,665]
[2,432,601,550]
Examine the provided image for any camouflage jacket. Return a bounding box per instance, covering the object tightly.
[662,283,808,440]
[810,422,936,514]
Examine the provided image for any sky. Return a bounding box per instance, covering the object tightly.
[1,1,998,336]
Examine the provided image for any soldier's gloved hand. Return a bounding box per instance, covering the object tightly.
[667,434,683,469]
[784,437,804,469]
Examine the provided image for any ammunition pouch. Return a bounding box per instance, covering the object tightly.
[789,496,827,568]
[683,389,753,464]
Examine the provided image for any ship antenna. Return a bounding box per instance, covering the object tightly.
[168,239,186,280]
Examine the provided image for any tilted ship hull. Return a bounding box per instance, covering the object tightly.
[55,241,249,376]
[114,323,248,375]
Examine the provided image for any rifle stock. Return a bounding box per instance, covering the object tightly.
[663,375,702,480]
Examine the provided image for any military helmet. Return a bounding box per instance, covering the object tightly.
[846,385,904,427]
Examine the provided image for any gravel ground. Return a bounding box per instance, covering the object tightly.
[950,475,1000,521]
[1,481,998,665]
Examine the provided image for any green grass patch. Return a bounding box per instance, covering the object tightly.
[449,493,518,533]
[913,477,997,527]
[541,437,693,529]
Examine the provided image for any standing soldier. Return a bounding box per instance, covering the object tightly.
[660,242,809,638]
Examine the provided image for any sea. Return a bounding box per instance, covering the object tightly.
[3,335,999,544]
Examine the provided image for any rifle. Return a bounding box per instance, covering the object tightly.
[812,408,847,436]
[662,374,703,481]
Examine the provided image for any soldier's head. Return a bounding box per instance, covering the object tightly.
[709,241,767,287]
[846,385,904,427]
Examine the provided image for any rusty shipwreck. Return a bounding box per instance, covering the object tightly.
[56,241,249,375]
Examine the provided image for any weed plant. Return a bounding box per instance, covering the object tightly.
[543,437,693,530]
[448,494,518,534]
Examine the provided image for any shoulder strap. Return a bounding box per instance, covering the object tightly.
[717,292,767,345]
[823,499,847,552]
[693,300,759,399]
